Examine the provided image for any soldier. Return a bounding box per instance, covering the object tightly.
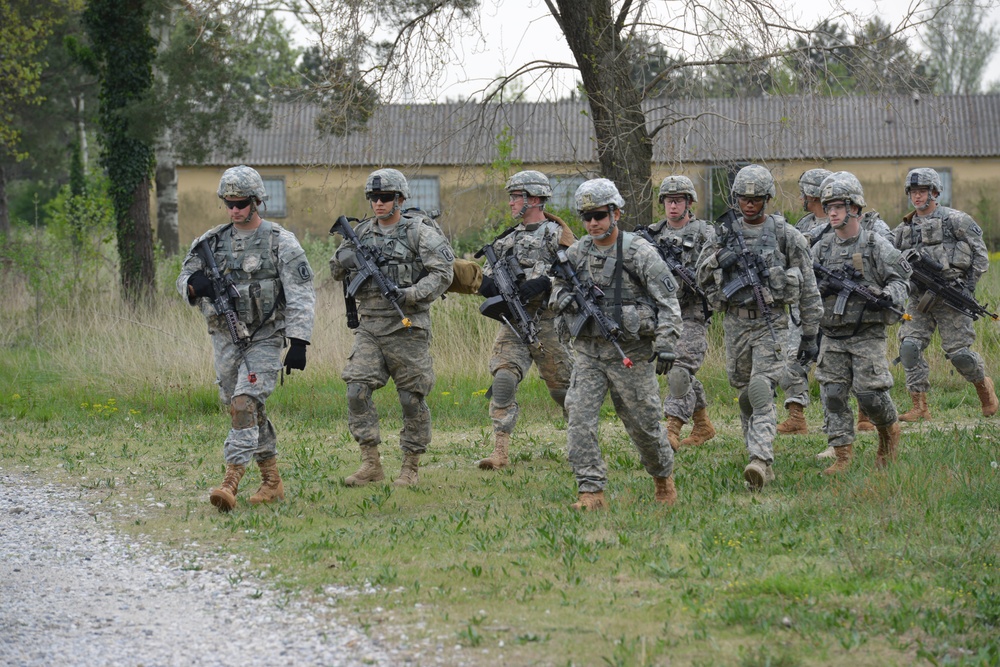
[475,170,575,470]
[811,172,910,474]
[696,164,822,490]
[178,165,316,512]
[642,175,717,449]
[793,168,832,238]
[330,169,454,488]
[549,178,682,511]
[893,168,998,420]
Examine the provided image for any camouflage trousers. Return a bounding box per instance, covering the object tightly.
[899,300,986,393]
[211,333,283,466]
[816,330,897,448]
[489,314,572,434]
[780,317,811,408]
[342,327,435,455]
[565,337,674,493]
[662,319,709,421]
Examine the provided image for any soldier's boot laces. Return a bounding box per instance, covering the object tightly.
[249,457,284,505]
[476,432,510,470]
[743,459,770,491]
[856,410,875,432]
[974,377,999,417]
[875,422,901,469]
[776,403,808,435]
[210,464,246,513]
[394,453,421,487]
[653,475,677,506]
[570,490,607,511]
[898,392,931,422]
[344,445,384,487]
[666,417,684,451]
[822,444,853,475]
[680,408,716,447]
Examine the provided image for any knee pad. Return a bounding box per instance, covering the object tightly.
[667,367,692,399]
[230,395,257,429]
[738,390,752,420]
[899,338,922,370]
[948,348,979,375]
[397,389,424,419]
[747,375,773,411]
[347,383,372,414]
[548,387,567,410]
[491,369,519,408]
[822,383,850,414]
[856,390,894,425]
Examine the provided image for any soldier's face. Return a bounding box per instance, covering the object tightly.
[508,191,534,217]
[225,197,254,224]
[662,196,689,223]
[737,196,766,223]
[583,206,615,236]
[824,200,848,227]
[909,186,934,212]
[368,191,398,217]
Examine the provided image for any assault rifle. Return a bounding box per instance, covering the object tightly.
[195,239,257,384]
[331,215,412,329]
[716,210,781,353]
[907,251,999,321]
[474,243,540,348]
[550,249,633,368]
[634,226,712,321]
[813,262,910,321]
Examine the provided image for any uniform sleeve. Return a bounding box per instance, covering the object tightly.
[408,225,454,304]
[787,226,823,338]
[277,232,316,342]
[695,239,722,288]
[868,213,893,242]
[957,212,990,285]
[329,237,356,282]
[548,242,582,311]
[177,234,211,304]
[874,239,911,309]
[633,241,681,351]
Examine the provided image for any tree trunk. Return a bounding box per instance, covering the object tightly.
[155,131,179,255]
[118,176,157,304]
[551,0,654,230]
[0,163,9,237]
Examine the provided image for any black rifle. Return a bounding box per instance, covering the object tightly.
[195,239,257,384]
[474,243,541,348]
[716,210,781,353]
[907,251,999,321]
[813,262,910,321]
[550,249,633,368]
[331,215,412,329]
[634,226,712,321]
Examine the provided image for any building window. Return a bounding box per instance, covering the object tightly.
[408,176,441,215]
[548,174,587,211]
[908,167,952,207]
[262,177,287,217]
[705,164,747,221]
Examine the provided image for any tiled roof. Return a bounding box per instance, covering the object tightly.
[196,94,1000,167]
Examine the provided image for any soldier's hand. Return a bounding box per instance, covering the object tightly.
[337,248,358,270]
[187,270,215,299]
[554,292,578,314]
[716,248,738,270]
[478,275,499,298]
[518,276,551,301]
[283,338,308,374]
[398,287,418,306]
[651,349,676,375]
[796,335,819,365]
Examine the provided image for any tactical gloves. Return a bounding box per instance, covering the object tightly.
[283,338,308,374]
[797,335,819,365]
[478,275,499,298]
[518,276,551,301]
[554,292,578,314]
[716,248,738,270]
[188,270,215,299]
[651,349,676,375]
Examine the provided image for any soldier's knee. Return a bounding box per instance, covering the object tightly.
[548,387,567,409]
[667,367,692,399]
[230,395,257,429]
[823,383,850,413]
[738,390,752,419]
[899,338,922,370]
[347,383,372,414]
[491,369,519,408]
[397,390,424,418]
[747,375,773,411]
[856,390,894,424]
[948,348,979,375]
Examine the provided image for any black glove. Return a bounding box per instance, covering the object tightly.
[188,270,215,299]
[650,350,676,375]
[478,275,499,298]
[518,276,551,301]
[283,338,308,374]
[797,335,819,365]
[716,248,738,270]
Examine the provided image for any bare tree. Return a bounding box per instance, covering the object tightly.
[922,0,999,94]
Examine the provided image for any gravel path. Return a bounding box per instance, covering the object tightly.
[0,472,393,667]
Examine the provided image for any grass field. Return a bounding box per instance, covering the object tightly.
[1,232,998,666]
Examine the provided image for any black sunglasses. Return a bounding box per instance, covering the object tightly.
[581,210,610,222]
[224,197,254,210]
[367,193,397,204]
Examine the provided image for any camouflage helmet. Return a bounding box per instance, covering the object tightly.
[798,168,833,198]
[506,170,552,198]
[217,165,268,201]
[658,175,698,203]
[365,168,410,199]
[819,171,866,209]
[575,178,625,212]
[731,164,776,199]
[904,168,942,195]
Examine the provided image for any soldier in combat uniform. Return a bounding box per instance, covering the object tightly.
[811,172,910,474]
[476,170,575,470]
[643,175,717,449]
[696,164,823,490]
[178,165,316,512]
[549,179,682,511]
[330,169,455,487]
[893,168,998,420]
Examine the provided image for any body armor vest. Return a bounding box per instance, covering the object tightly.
[813,228,889,331]
[209,220,282,328]
[894,206,975,282]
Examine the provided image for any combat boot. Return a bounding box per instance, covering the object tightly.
[653,475,677,506]
[776,403,808,435]
[875,422,901,468]
[816,445,836,460]
[666,417,684,451]
[476,432,510,470]
[248,457,284,505]
[856,410,875,432]
[394,453,420,487]
[344,445,384,487]
[570,490,607,511]
[822,444,853,475]
[209,464,246,513]
[680,408,716,447]
[743,459,770,491]
[974,377,999,417]
[898,392,931,422]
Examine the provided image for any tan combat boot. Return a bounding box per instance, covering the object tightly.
[776,403,808,435]
[856,410,875,432]
[875,422,901,468]
[666,417,684,451]
[680,408,716,447]
[248,457,284,505]
[822,444,853,475]
[476,432,510,470]
[974,377,999,417]
[653,475,677,506]
[570,490,607,511]
[209,464,246,513]
[394,453,420,487]
[898,392,931,422]
[816,445,836,460]
[344,445,384,487]
[743,459,770,491]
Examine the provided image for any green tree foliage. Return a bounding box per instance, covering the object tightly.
[299,45,380,136]
[923,0,999,94]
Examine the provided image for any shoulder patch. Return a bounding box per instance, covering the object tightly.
[438,244,455,262]
[661,275,677,292]
[295,261,313,283]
